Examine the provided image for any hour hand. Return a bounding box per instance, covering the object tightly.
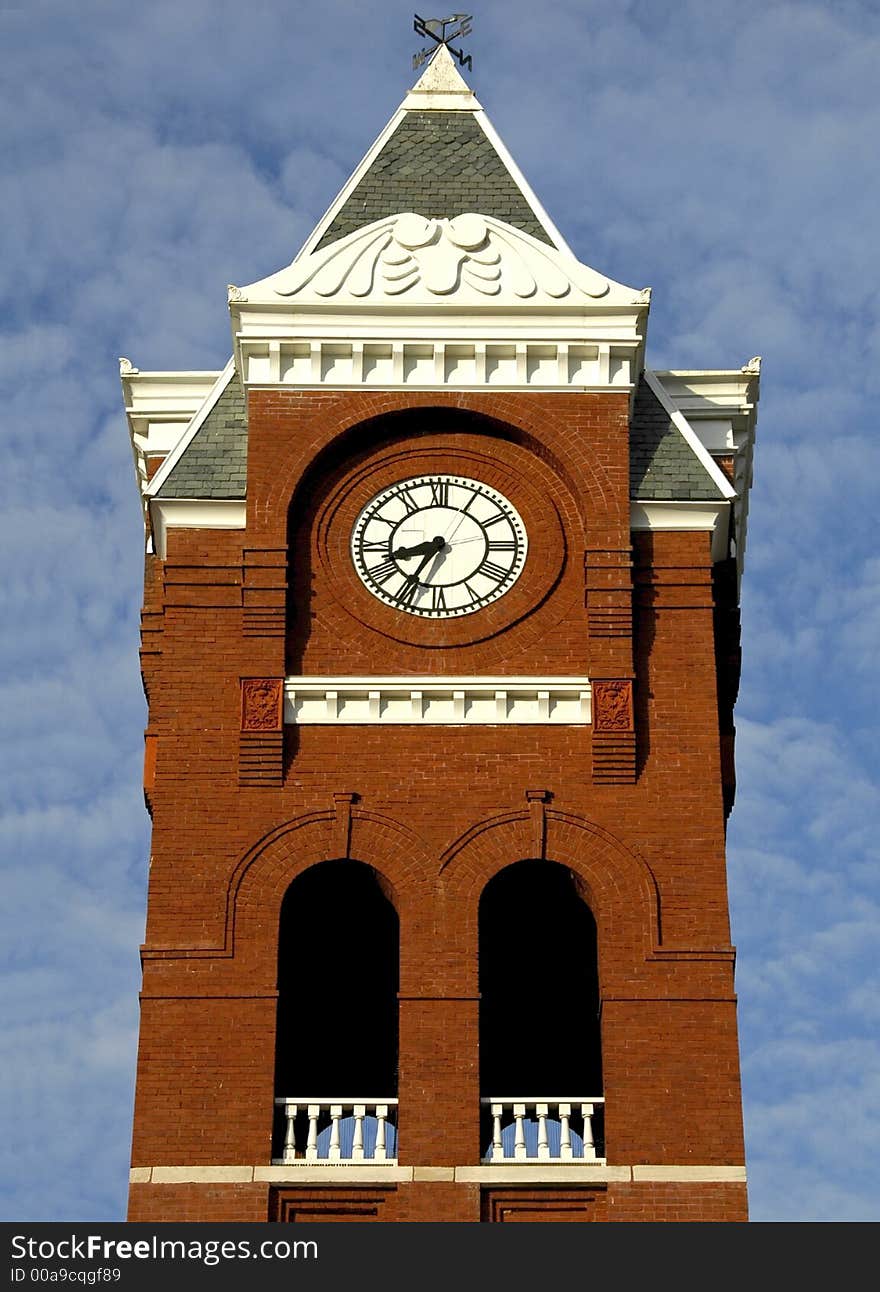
[392,536,446,560]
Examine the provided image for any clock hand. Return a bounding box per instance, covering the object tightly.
[392,536,446,560]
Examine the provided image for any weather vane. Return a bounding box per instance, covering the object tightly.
[413,12,474,72]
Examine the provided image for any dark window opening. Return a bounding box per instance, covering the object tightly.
[273,860,399,1158]
[479,859,603,1157]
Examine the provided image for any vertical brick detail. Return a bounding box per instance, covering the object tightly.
[592,679,636,783]
[584,548,633,638]
[239,678,284,787]
[332,792,358,857]
[525,788,551,858]
[242,547,287,637]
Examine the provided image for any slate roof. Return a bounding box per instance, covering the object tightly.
[315,111,553,251]
[630,377,724,502]
[157,372,247,499]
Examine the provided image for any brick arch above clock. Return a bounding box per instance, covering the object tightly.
[281,400,613,674]
[248,388,631,548]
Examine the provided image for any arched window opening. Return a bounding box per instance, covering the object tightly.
[478,859,604,1162]
[272,860,399,1164]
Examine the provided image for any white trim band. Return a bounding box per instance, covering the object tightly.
[630,500,730,562]
[284,677,592,725]
[132,1163,747,1185]
[149,499,246,559]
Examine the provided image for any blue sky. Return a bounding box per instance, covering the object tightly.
[1,0,877,1222]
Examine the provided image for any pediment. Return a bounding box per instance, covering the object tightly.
[237,212,643,309]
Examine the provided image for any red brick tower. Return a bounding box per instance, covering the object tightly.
[121,46,759,1223]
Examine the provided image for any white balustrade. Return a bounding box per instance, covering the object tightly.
[273,1098,398,1165]
[481,1097,605,1163]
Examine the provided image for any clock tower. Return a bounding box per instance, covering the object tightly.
[121,45,759,1223]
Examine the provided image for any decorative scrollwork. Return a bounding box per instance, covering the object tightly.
[592,679,634,733]
[241,678,283,732]
[274,212,613,302]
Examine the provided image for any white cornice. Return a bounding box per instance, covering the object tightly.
[120,366,222,500]
[231,213,648,391]
[284,676,592,726]
[149,498,246,559]
[238,336,640,394]
[630,500,730,562]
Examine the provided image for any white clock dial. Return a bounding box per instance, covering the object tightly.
[351,474,528,618]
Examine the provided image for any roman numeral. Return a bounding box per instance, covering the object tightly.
[393,577,420,606]
[396,488,419,514]
[482,511,508,528]
[487,540,517,552]
[369,559,398,585]
[362,541,389,553]
[479,560,510,583]
[430,480,450,507]
[431,586,448,612]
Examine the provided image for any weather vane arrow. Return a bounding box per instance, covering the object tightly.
[413,12,474,72]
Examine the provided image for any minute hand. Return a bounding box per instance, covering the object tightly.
[410,548,439,581]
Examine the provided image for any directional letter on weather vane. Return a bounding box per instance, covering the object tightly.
[413,12,474,72]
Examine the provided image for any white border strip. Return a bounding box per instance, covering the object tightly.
[476,110,573,255]
[132,1163,747,1185]
[630,500,730,563]
[296,109,410,262]
[284,677,592,726]
[150,499,246,560]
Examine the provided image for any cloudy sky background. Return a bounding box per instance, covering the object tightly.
[1,0,877,1222]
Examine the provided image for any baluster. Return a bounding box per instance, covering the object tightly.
[375,1105,388,1161]
[513,1103,527,1160]
[282,1102,297,1163]
[581,1102,596,1160]
[328,1104,342,1161]
[352,1104,365,1161]
[491,1102,503,1161]
[559,1103,572,1160]
[536,1103,550,1159]
[305,1104,320,1161]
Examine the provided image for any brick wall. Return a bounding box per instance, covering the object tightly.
[128,388,746,1222]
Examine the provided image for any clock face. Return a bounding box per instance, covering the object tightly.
[351,474,528,618]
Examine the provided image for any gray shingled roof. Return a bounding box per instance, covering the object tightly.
[315,111,552,251]
[630,377,724,501]
[158,372,247,499]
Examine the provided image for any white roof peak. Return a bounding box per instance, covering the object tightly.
[403,43,481,109]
